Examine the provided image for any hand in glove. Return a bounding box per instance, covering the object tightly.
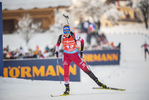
[55,52,58,58]
[80,51,84,58]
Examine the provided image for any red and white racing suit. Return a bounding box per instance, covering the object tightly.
[56,32,89,84]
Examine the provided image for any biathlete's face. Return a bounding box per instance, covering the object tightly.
[64,30,70,37]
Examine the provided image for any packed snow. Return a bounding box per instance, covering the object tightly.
[1,24,149,100]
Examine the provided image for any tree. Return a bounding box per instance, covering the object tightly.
[71,0,122,24]
[103,4,123,24]
[138,0,149,29]
[16,14,41,43]
[71,0,104,22]
[48,9,73,32]
[133,0,149,29]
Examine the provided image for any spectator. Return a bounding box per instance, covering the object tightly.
[86,22,96,48]
[44,45,50,53]
[77,18,84,33]
[97,32,110,49]
[33,50,38,58]
[101,33,108,44]
[96,20,101,31]
[77,23,82,33]
[116,43,121,49]
[19,47,25,55]
[4,45,10,52]
[110,42,115,49]
[36,46,41,52]
[3,48,8,59]
[6,52,12,59]
[83,20,89,33]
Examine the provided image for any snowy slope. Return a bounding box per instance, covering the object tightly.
[1,28,149,100]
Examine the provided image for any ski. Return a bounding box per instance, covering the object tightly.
[51,87,126,97]
[50,94,71,97]
[93,87,126,91]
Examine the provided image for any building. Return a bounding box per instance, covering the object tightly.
[101,0,142,27]
[117,6,141,23]
[1,0,72,33]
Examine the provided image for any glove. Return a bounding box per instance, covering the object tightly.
[55,51,58,58]
[80,51,84,58]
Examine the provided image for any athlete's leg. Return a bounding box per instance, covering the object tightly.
[63,55,71,84]
[62,54,72,94]
[145,49,147,59]
[71,52,107,88]
[71,52,89,72]
[147,49,149,55]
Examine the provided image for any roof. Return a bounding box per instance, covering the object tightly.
[0,0,72,10]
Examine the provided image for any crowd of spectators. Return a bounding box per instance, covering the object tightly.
[77,20,121,50]
[3,45,56,59]
[3,20,121,59]
[3,39,120,60]
[77,20,101,46]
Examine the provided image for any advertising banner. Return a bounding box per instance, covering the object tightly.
[83,49,120,65]
[3,59,80,81]
[3,49,120,81]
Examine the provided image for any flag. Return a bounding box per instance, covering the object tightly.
[89,23,95,32]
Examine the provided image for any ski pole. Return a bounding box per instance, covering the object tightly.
[56,58,62,84]
[63,14,69,26]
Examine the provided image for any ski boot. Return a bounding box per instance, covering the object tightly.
[63,84,70,95]
[95,78,107,88]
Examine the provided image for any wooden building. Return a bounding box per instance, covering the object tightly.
[2,0,72,33]
[101,6,141,27]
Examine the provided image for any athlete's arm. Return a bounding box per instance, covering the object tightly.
[75,33,84,52]
[56,35,62,52]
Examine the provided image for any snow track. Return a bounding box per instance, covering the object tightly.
[1,26,149,100]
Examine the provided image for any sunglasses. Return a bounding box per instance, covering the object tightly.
[64,31,69,34]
